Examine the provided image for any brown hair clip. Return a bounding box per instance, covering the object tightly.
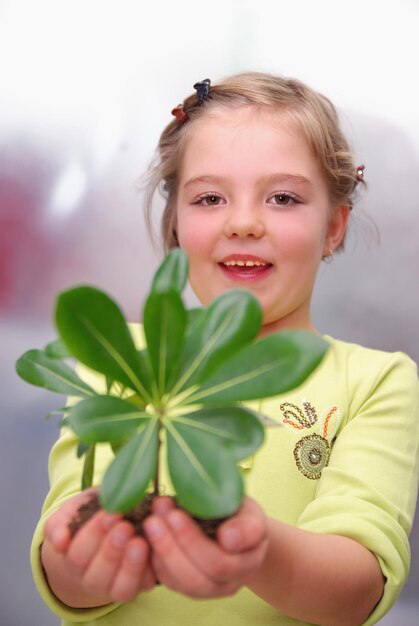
[171,104,189,125]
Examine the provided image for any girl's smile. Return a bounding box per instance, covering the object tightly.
[218,253,273,282]
[176,107,348,334]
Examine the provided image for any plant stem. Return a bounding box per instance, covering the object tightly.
[153,421,162,496]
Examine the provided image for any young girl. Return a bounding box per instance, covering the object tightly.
[32,72,419,626]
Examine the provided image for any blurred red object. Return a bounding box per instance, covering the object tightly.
[0,147,55,317]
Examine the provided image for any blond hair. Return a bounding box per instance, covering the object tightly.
[144,71,364,251]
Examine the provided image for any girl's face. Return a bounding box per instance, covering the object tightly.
[175,107,348,334]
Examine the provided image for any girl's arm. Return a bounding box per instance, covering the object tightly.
[41,489,156,608]
[249,516,384,626]
[144,496,384,626]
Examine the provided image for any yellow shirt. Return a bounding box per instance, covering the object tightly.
[31,334,419,625]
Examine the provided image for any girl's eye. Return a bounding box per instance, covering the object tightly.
[268,192,299,206]
[195,193,224,207]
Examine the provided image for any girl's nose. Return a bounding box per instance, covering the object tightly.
[223,206,265,239]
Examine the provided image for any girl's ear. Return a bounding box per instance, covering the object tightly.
[324,205,350,254]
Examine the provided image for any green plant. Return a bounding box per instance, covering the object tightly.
[16,249,328,519]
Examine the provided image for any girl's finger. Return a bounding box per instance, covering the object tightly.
[109,537,154,602]
[44,519,71,553]
[151,495,176,517]
[65,510,120,573]
[81,520,135,595]
[218,497,267,553]
[164,507,268,584]
[50,488,100,524]
[144,515,212,597]
[44,488,102,552]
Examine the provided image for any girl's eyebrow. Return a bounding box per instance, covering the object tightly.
[183,173,312,188]
[258,173,312,187]
[183,175,227,188]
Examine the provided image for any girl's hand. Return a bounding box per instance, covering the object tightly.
[42,488,156,606]
[143,496,269,599]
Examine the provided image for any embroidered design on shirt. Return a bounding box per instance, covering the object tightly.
[280,400,341,480]
[293,433,331,479]
[281,401,317,429]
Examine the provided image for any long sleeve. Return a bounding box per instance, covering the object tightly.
[297,349,419,624]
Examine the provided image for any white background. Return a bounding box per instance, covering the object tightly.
[0,1,418,624]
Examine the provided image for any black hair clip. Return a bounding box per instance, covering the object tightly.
[193,78,211,103]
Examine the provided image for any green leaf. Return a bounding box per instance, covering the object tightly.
[166,420,244,518]
[124,391,147,409]
[15,349,96,397]
[100,420,159,513]
[55,286,153,402]
[105,376,114,394]
[111,438,130,455]
[171,405,264,461]
[44,338,73,359]
[68,396,150,444]
[187,307,204,332]
[81,444,96,490]
[77,442,90,458]
[190,331,329,404]
[143,290,187,395]
[108,380,127,398]
[151,248,188,294]
[173,290,262,393]
[46,406,71,421]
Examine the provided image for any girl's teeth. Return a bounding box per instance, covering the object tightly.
[223,260,267,267]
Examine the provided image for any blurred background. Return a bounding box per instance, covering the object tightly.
[1,0,418,624]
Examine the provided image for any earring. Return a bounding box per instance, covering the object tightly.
[322,248,334,264]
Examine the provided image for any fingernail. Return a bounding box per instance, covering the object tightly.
[51,527,67,548]
[153,497,174,517]
[111,526,130,547]
[222,527,241,551]
[167,510,185,531]
[145,518,164,540]
[128,544,144,563]
[101,513,119,531]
